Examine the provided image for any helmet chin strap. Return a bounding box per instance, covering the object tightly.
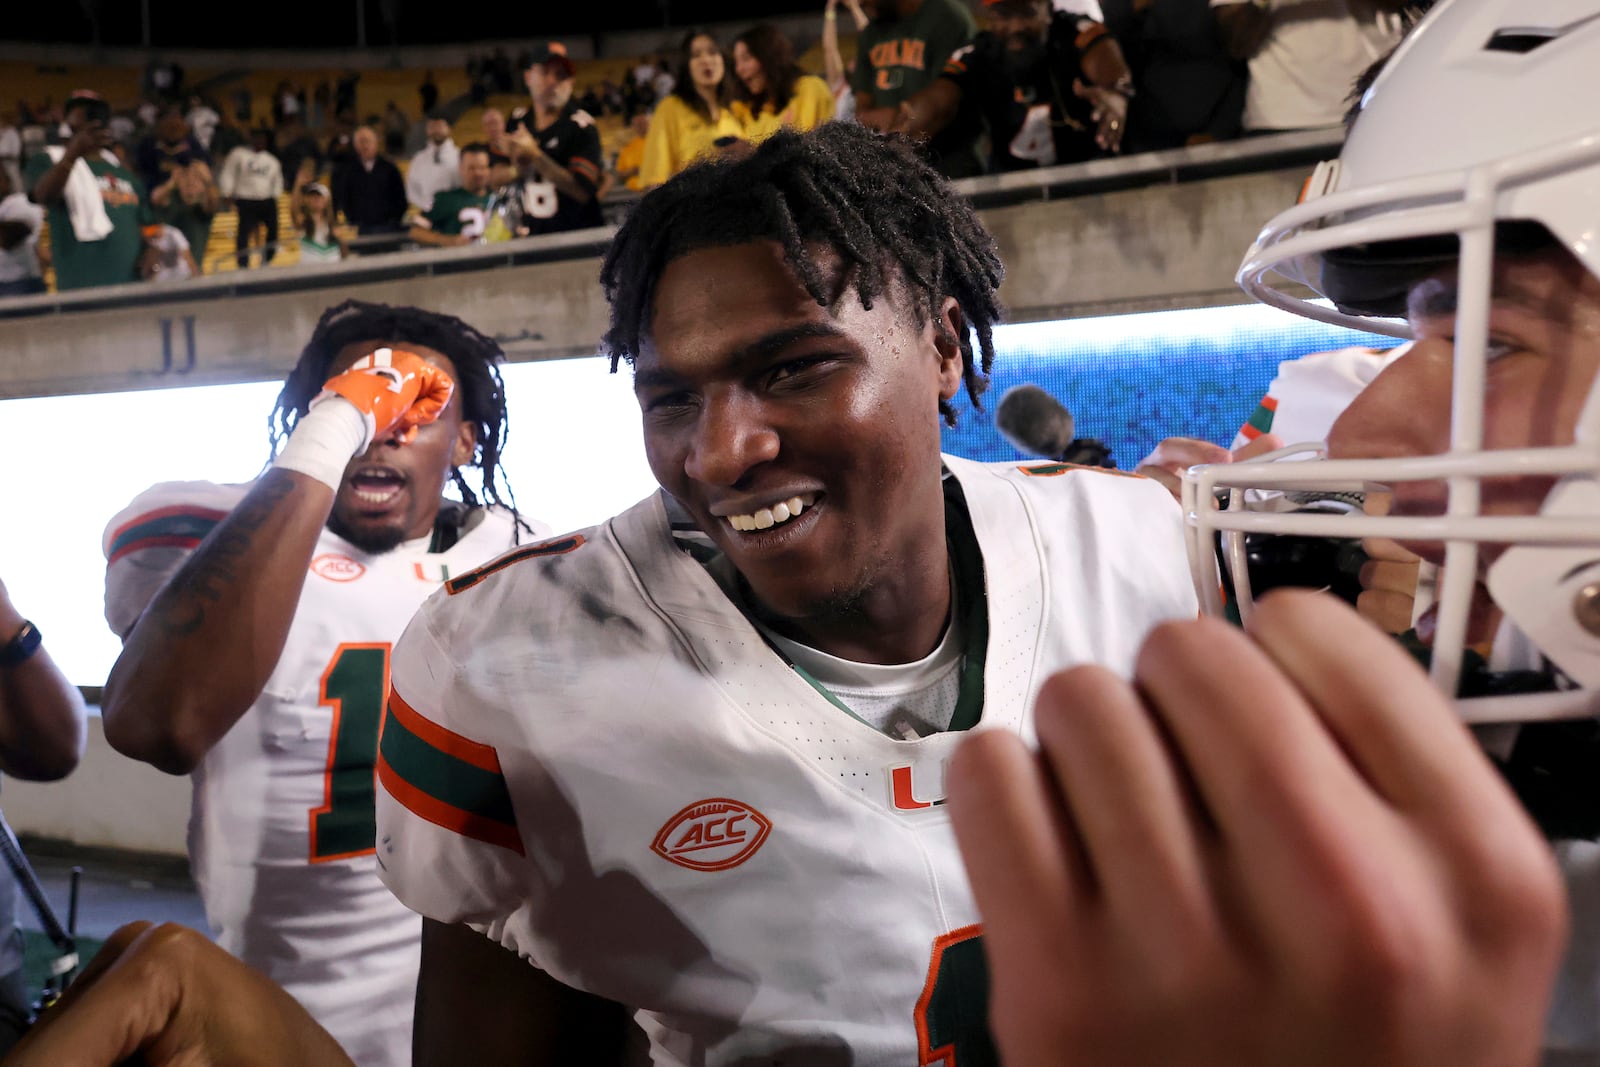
[1487,474,1600,690]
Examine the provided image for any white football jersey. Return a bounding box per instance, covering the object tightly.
[104,479,539,1067]
[376,455,1197,1064]
[1231,344,1410,451]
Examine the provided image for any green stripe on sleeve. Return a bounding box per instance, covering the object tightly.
[1245,402,1276,436]
[379,711,519,828]
[108,512,222,557]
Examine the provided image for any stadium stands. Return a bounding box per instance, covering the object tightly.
[1,127,1343,400]
[2,3,1366,295]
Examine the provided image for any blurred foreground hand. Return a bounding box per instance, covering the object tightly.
[950,590,1566,1067]
[5,922,354,1067]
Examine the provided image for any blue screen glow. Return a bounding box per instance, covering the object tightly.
[942,303,1405,467]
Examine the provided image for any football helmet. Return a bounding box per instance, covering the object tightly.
[1184,0,1600,726]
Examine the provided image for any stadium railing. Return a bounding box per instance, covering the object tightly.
[2,127,1346,404]
[0,128,1341,322]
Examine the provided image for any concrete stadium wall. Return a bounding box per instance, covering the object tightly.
[5,715,190,856]
[2,241,618,400]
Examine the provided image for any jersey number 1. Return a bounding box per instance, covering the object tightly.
[308,643,390,862]
[915,926,999,1066]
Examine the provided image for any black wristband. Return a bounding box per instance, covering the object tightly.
[0,621,42,668]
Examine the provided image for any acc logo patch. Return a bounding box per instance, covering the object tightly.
[651,797,771,872]
[311,553,366,582]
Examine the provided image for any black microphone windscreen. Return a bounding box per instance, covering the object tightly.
[995,384,1076,460]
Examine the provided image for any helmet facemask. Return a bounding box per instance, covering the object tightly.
[1188,0,1600,728]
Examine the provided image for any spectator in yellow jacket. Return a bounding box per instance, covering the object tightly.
[613,112,651,191]
[732,24,836,141]
[639,30,745,188]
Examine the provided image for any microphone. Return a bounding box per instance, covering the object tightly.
[995,384,1075,460]
[995,384,1117,469]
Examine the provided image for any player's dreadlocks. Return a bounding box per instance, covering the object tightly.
[269,299,527,530]
[600,123,1005,425]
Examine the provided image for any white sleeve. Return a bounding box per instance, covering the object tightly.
[1233,345,1404,450]
[377,604,545,938]
[405,158,428,210]
[103,482,240,639]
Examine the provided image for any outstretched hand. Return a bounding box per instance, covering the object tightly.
[949,590,1566,1067]
[1073,78,1128,153]
[1135,432,1284,500]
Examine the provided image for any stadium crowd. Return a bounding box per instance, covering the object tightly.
[0,0,1406,295]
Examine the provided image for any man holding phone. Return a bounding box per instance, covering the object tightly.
[25,90,148,291]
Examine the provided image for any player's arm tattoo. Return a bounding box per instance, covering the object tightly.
[150,475,299,636]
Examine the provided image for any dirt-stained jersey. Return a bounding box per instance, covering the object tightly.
[103,479,538,1067]
[375,455,1196,1065]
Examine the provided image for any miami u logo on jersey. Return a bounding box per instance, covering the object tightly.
[413,562,453,583]
[889,762,947,812]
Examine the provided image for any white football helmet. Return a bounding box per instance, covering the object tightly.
[1184,0,1600,724]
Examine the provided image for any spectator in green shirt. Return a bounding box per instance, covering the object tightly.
[25,91,149,291]
[852,0,982,177]
[409,142,492,247]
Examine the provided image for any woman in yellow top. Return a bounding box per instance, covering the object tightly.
[638,31,746,188]
[731,23,836,142]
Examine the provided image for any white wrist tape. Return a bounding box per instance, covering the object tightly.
[271,396,371,492]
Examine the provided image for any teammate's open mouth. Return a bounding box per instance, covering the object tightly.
[349,468,407,508]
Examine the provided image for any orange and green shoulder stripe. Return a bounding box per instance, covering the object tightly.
[445,533,585,595]
[1017,461,1144,479]
[106,505,228,564]
[1236,394,1279,443]
[378,687,523,855]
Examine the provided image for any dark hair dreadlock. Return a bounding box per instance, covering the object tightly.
[599,122,1005,425]
[269,299,528,532]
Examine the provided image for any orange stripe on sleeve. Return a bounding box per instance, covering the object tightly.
[376,752,525,856]
[108,505,226,544]
[387,687,505,775]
